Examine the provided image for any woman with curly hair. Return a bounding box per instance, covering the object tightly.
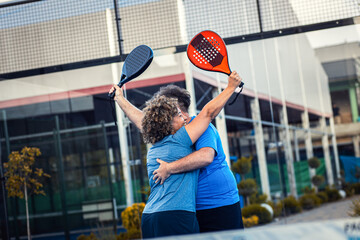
[110,71,242,238]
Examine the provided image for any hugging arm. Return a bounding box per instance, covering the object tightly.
[153,147,215,184]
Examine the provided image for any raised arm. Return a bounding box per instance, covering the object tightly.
[109,85,143,130]
[153,147,215,184]
[185,71,241,143]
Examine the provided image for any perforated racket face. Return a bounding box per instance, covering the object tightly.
[120,45,153,86]
[187,30,231,75]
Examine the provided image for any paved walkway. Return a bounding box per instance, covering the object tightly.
[269,195,360,225]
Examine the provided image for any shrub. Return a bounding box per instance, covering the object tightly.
[316,191,328,204]
[232,156,253,177]
[76,202,146,240]
[242,215,259,228]
[238,178,258,204]
[118,203,145,240]
[282,196,302,215]
[299,194,321,210]
[139,185,151,201]
[77,233,98,240]
[351,183,360,195]
[349,198,360,217]
[250,193,268,204]
[242,204,272,224]
[325,187,341,202]
[353,166,360,181]
[311,175,325,187]
[308,157,321,169]
[118,228,142,240]
[267,201,283,218]
[346,188,355,198]
[76,226,117,240]
[343,182,355,198]
[302,186,315,195]
[238,179,257,196]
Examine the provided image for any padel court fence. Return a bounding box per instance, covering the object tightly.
[0,0,359,77]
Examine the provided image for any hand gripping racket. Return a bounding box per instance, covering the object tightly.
[109,45,153,98]
[187,30,244,105]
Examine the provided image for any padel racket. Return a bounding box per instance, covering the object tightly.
[187,30,244,105]
[109,45,153,98]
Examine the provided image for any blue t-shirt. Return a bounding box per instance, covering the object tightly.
[192,117,239,210]
[143,127,199,214]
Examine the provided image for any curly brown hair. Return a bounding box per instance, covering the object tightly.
[155,85,191,113]
[141,95,178,144]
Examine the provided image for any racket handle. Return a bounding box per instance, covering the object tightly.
[108,82,125,98]
[108,91,115,98]
[228,82,244,105]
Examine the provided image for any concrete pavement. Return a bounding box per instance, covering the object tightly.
[269,195,360,225]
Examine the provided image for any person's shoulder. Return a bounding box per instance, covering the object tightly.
[173,126,192,145]
[209,122,218,131]
[191,115,217,132]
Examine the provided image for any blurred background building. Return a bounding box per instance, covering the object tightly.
[311,25,360,156]
[0,0,359,239]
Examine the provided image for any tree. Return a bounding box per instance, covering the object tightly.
[4,147,50,240]
[232,156,252,180]
[308,157,321,169]
[232,156,256,205]
[311,175,325,188]
[307,156,324,192]
[238,178,258,205]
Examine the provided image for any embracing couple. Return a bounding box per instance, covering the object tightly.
[109,71,244,238]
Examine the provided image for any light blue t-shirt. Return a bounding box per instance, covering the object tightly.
[192,117,240,210]
[143,127,199,214]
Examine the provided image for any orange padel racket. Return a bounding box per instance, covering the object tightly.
[187,30,244,105]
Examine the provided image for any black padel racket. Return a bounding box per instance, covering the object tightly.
[109,45,153,98]
[187,30,244,105]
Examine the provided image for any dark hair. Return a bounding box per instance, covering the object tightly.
[141,95,178,144]
[156,85,191,113]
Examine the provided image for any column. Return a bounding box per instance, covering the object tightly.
[293,129,301,162]
[354,135,360,158]
[302,112,315,186]
[279,110,297,198]
[320,117,334,185]
[251,99,271,198]
[107,9,133,206]
[329,117,341,186]
[350,87,359,123]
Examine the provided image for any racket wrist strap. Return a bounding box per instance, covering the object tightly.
[228,84,244,105]
[110,97,118,126]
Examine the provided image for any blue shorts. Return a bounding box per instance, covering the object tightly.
[141,210,199,238]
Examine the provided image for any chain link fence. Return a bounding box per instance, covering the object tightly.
[0,0,359,75]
